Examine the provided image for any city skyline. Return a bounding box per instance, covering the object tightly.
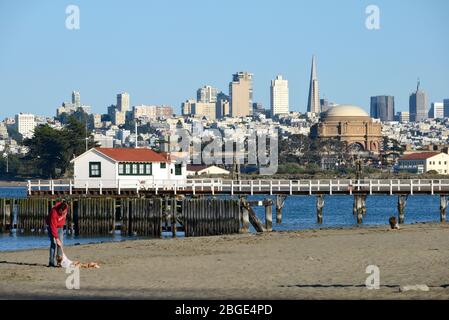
[0,0,448,119]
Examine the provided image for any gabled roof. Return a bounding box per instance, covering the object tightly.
[399,152,441,160]
[94,148,170,163]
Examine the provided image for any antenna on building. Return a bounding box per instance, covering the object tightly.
[416,77,420,92]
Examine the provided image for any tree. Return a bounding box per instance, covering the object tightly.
[23,125,69,178]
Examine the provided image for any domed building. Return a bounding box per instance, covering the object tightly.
[310,105,382,153]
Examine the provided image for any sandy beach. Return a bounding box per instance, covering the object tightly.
[1,223,448,300]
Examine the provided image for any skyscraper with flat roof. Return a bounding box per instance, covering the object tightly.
[370,95,395,121]
[428,102,444,119]
[72,91,80,109]
[197,85,218,103]
[117,92,130,113]
[307,55,320,114]
[270,75,289,116]
[444,99,449,117]
[409,80,428,122]
[229,72,253,118]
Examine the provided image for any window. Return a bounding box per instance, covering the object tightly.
[118,164,124,175]
[89,162,101,178]
[160,163,166,169]
[175,164,182,176]
[146,164,152,175]
[125,164,131,174]
[139,164,145,175]
[132,164,138,174]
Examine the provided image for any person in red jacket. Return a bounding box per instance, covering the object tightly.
[46,200,68,267]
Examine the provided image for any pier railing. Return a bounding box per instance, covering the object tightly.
[27,179,449,196]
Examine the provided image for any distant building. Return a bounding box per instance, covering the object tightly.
[428,102,444,119]
[190,102,216,120]
[181,100,195,116]
[15,113,36,139]
[397,152,449,174]
[215,92,230,119]
[72,91,80,109]
[117,92,130,113]
[395,111,410,123]
[409,80,428,122]
[229,72,253,117]
[197,85,218,103]
[270,75,289,116]
[320,99,329,113]
[133,105,173,120]
[186,164,230,176]
[253,102,265,116]
[310,105,381,154]
[444,99,449,118]
[307,55,320,114]
[370,95,395,121]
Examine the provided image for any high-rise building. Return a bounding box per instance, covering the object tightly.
[133,105,173,120]
[216,92,230,119]
[428,102,444,119]
[229,72,253,118]
[395,111,410,123]
[72,91,80,109]
[117,92,130,113]
[444,99,449,117]
[409,80,428,122]
[270,75,289,116]
[197,85,218,103]
[181,99,196,116]
[15,113,36,138]
[370,95,395,121]
[307,55,320,114]
[191,102,216,120]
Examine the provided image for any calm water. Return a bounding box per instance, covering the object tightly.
[0,187,442,251]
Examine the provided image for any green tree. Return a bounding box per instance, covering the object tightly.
[23,125,69,178]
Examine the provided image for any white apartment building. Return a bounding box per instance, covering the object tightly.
[397,152,449,174]
[117,92,130,112]
[270,75,289,116]
[15,113,36,138]
[428,102,444,119]
[133,105,173,120]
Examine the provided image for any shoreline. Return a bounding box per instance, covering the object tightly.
[1,223,448,299]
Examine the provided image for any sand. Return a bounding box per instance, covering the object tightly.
[0,223,448,299]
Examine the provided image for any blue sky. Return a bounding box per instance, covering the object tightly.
[0,0,448,119]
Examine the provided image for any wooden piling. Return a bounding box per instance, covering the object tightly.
[354,195,364,224]
[316,194,324,224]
[440,195,447,223]
[265,200,272,232]
[398,195,407,224]
[275,195,286,224]
[0,198,6,232]
[240,199,250,233]
[171,198,177,237]
[241,198,265,232]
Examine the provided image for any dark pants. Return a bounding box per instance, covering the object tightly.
[48,227,63,266]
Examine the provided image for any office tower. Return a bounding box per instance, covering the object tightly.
[370,95,395,121]
[117,92,130,112]
[216,92,230,119]
[229,72,253,117]
[428,102,444,119]
[320,99,329,113]
[270,75,289,116]
[15,113,36,138]
[133,105,173,119]
[307,55,320,114]
[191,102,216,120]
[181,99,196,116]
[395,111,410,123]
[72,91,80,109]
[444,99,449,117]
[409,80,428,122]
[197,85,218,103]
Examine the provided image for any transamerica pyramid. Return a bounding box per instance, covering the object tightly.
[307,55,320,114]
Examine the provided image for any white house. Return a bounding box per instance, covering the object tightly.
[397,152,449,174]
[186,165,230,176]
[71,147,187,189]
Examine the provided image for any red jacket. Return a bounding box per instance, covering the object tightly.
[46,202,68,239]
